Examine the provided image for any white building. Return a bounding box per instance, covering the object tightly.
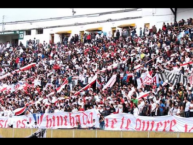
[0,8,192,46]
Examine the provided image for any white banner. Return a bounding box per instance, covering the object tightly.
[3,111,193,132]
[0,109,99,129]
[0,116,8,128]
[104,113,193,132]
[39,109,99,129]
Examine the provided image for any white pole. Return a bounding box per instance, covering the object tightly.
[2,15,4,33]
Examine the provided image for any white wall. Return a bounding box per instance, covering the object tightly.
[2,8,178,44]
[3,10,142,31]
[177,8,193,21]
[142,8,174,30]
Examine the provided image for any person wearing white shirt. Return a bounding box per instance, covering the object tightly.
[6,42,10,48]
[78,99,84,108]
[95,34,99,40]
[173,105,178,116]
[88,75,93,84]
[133,104,139,116]
[189,100,193,117]
[4,107,9,117]
[45,105,50,113]
[184,97,190,117]
[72,106,78,113]
[94,94,100,103]
[89,119,96,130]
[150,99,156,116]
[138,99,144,115]
[176,106,181,116]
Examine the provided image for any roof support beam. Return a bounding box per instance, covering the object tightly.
[170,8,177,23]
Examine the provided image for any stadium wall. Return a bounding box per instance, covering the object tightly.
[0,128,193,138]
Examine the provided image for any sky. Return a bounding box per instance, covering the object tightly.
[0,8,125,22]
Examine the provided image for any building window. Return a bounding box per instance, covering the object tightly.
[36,29,43,34]
[25,30,31,35]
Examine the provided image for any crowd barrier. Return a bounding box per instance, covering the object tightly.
[0,128,193,138]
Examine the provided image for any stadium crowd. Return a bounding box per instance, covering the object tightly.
[0,18,193,129]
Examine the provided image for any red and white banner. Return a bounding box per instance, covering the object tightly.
[137,92,150,100]
[39,109,99,129]
[47,78,68,97]
[0,73,12,81]
[74,75,97,96]
[0,109,99,129]
[3,111,193,132]
[102,74,117,90]
[104,113,193,132]
[0,63,36,81]
[137,72,159,88]
[14,63,36,72]
[173,61,193,69]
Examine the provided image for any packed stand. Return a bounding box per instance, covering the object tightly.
[0,18,193,129]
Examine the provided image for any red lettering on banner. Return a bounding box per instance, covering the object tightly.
[64,116,68,126]
[125,119,131,130]
[56,116,63,126]
[184,124,188,133]
[169,120,177,132]
[141,121,150,131]
[105,118,109,128]
[52,116,56,127]
[135,119,141,131]
[0,120,4,128]
[89,112,93,124]
[155,122,163,131]
[150,121,155,131]
[69,113,75,127]
[82,113,90,126]
[16,120,21,128]
[120,117,124,129]
[188,126,193,132]
[142,121,146,131]
[145,121,150,131]
[29,117,32,124]
[4,120,8,128]
[183,124,193,132]
[75,115,81,125]
[21,119,27,128]
[163,120,170,132]
[111,119,117,129]
[46,115,52,128]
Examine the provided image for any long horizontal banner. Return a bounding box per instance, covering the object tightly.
[2,110,193,132]
[104,113,193,132]
[0,109,99,129]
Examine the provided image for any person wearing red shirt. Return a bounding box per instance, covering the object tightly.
[87,34,91,44]
[78,105,84,111]
[15,57,20,69]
